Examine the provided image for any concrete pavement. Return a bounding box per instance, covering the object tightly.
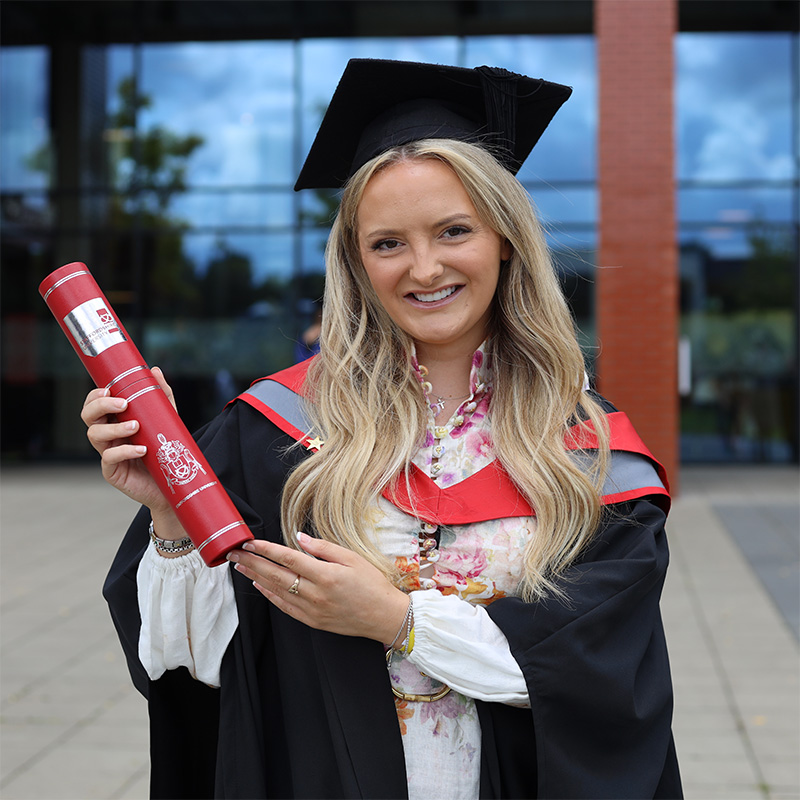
[1,463,798,799]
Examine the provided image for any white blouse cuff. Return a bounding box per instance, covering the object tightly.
[137,542,237,687]
[406,589,530,706]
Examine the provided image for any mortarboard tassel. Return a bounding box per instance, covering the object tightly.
[476,66,521,170]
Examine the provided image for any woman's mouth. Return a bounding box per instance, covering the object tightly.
[410,286,459,303]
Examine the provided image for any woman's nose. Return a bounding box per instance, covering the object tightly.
[408,249,444,286]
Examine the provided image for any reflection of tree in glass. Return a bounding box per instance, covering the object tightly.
[104,76,205,315]
[109,77,204,213]
[738,222,795,312]
[679,222,797,459]
[201,239,254,318]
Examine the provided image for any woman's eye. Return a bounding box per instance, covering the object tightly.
[374,239,401,251]
[443,226,469,238]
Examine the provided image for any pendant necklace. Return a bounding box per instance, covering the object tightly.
[431,392,471,417]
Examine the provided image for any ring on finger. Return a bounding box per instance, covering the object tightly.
[288,575,301,595]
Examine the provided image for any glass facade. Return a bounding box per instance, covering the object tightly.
[676,33,799,462]
[1,31,798,461]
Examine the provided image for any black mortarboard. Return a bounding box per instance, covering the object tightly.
[294,59,572,191]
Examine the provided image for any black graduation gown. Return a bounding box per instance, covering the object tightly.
[103,397,682,800]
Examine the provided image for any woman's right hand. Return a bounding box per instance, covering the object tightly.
[81,366,174,515]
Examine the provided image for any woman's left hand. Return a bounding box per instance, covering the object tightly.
[226,532,409,646]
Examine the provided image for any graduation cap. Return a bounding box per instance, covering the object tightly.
[294,59,572,191]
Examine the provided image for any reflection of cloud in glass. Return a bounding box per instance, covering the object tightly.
[133,41,295,186]
[677,34,793,181]
[98,33,796,278]
[0,47,50,189]
[527,186,596,225]
[170,191,293,228]
[680,187,792,223]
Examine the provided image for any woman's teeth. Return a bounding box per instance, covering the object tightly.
[413,286,457,303]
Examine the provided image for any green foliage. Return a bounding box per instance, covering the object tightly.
[108,77,204,215]
[738,223,796,311]
[200,240,256,318]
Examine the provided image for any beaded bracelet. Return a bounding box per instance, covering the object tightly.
[148,519,195,555]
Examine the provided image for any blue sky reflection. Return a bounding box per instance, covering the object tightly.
[1,33,796,276]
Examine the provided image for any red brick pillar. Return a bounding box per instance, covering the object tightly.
[596,0,679,491]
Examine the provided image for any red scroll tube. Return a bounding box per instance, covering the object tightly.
[39,262,253,566]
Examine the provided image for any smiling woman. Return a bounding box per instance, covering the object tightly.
[94,58,681,800]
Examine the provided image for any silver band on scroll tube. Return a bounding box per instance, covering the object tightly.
[196,520,249,553]
[106,365,148,390]
[42,269,90,301]
[124,385,160,404]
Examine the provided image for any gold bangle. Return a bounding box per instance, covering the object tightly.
[384,648,451,702]
[390,684,452,703]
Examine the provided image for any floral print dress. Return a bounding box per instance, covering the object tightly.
[369,344,534,799]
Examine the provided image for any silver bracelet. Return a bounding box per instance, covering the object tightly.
[389,595,414,651]
[148,519,195,555]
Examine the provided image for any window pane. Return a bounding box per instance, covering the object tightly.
[136,41,296,187]
[677,34,794,182]
[677,32,798,463]
[0,47,50,190]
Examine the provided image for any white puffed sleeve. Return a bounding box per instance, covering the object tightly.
[405,589,530,706]
[137,543,238,687]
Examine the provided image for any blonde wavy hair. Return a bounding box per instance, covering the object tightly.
[282,138,610,601]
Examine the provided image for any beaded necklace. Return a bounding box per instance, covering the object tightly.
[415,361,489,586]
